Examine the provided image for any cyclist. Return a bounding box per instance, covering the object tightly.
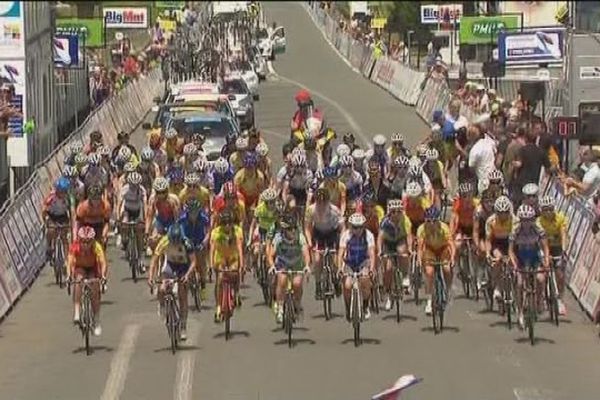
[338,213,376,321]
[509,204,550,328]
[364,158,391,210]
[84,131,103,154]
[229,136,249,173]
[165,127,184,163]
[485,195,515,306]
[387,133,411,161]
[282,153,313,216]
[537,196,568,315]
[315,166,347,216]
[342,132,359,154]
[179,172,211,211]
[167,166,185,195]
[450,182,479,267]
[148,222,199,341]
[256,142,272,183]
[387,156,410,199]
[352,148,367,181]
[406,162,433,203]
[290,89,324,133]
[417,206,455,316]
[81,153,109,192]
[378,199,413,310]
[304,187,344,299]
[65,142,83,167]
[212,157,234,195]
[248,188,279,269]
[209,211,244,323]
[76,185,111,247]
[67,226,108,336]
[361,191,385,239]
[403,182,431,236]
[472,180,496,289]
[330,143,351,169]
[521,183,540,216]
[370,134,389,175]
[267,215,311,323]
[62,165,85,210]
[487,169,505,201]
[117,172,148,264]
[111,131,138,162]
[234,153,267,226]
[423,148,447,210]
[43,177,73,262]
[192,158,215,193]
[178,199,211,301]
[139,146,161,194]
[148,129,168,174]
[339,155,363,203]
[181,143,199,173]
[146,177,181,250]
[302,136,323,174]
[212,182,246,227]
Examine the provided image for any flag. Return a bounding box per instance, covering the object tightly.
[371,375,422,400]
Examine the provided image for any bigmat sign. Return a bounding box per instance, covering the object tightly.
[104,7,148,29]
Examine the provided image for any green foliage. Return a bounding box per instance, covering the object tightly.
[384,2,433,45]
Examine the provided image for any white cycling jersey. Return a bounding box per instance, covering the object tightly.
[287,169,313,191]
[120,184,147,212]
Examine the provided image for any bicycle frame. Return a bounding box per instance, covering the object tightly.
[70,278,101,356]
[154,278,184,353]
[431,260,448,334]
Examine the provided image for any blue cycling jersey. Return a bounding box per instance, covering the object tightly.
[213,169,234,195]
[178,210,210,247]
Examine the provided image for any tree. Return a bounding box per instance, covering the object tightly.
[383,2,433,45]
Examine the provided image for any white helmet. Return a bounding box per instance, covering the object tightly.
[425,148,439,161]
[417,144,429,157]
[339,155,354,167]
[153,177,169,192]
[165,127,178,139]
[539,195,555,209]
[517,204,536,220]
[214,157,229,174]
[127,172,142,185]
[192,158,207,172]
[236,136,249,150]
[123,162,137,173]
[256,142,269,157]
[336,143,351,157]
[183,143,198,156]
[352,148,365,160]
[185,172,201,186]
[118,146,132,161]
[391,133,404,143]
[70,142,83,154]
[387,199,403,211]
[494,195,513,213]
[522,183,539,196]
[408,164,422,177]
[260,188,277,202]
[348,212,367,227]
[291,153,307,167]
[141,146,154,161]
[405,181,422,197]
[98,145,111,157]
[373,134,386,146]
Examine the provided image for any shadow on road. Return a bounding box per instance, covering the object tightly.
[273,338,316,346]
[72,345,114,355]
[340,337,381,345]
[514,336,555,345]
[153,344,202,353]
[213,330,251,340]
[382,314,417,322]
[421,325,460,333]
[311,312,344,320]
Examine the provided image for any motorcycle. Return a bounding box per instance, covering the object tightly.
[290,105,336,166]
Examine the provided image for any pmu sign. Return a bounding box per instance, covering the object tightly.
[104,7,148,29]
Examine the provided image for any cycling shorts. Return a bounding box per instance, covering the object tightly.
[124,208,141,222]
[382,239,407,255]
[457,225,473,237]
[422,246,451,265]
[290,187,307,206]
[48,213,70,226]
[74,266,100,280]
[491,238,509,255]
[313,228,339,250]
[154,216,175,234]
[344,260,369,274]
[516,247,541,270]
[162,260,190,279]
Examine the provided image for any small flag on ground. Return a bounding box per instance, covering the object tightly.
[371,375,422,400]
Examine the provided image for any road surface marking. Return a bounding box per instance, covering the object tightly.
[513,387,561,400]
[100,323,141,400]
[173,320,202,400]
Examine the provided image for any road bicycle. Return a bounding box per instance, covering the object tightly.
[68,278,104,356]
[343,270,369,347]
[51,223,70,288]
[279,269,307,348]
[315,248,336,320]
[153,278,185,354]
[431,260,449,334]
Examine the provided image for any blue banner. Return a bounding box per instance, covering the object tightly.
[53,33,81,68]
[498,28,565,66]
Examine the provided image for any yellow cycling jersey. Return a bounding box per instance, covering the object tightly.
[234,169,267,199]
[537,212,567,247]
[254,200,277,231]
[319,181,346,208]
[178,185,211,209]
[485,213,514,240]
[210,225,243,265]
[169,182,185,196]
[229,152,244,173]
[417,222,451,251]
[154,236,192,264]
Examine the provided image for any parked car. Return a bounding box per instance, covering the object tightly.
[257,26,286,61]
[248,45,268,80]
[221,74,255,129]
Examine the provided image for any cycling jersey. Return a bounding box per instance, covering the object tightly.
[178,185,210,209]
[287,169,313,191]
[198,171,215,192]
[403,196,432,224]
[380,215,412,243]
[364,205,385,236]
[213,169,234,195]
[340,229,374,271]
[537,212,567,248]
[474,204,494,240]
[169,182,185,196]
[165,138,183,161]
[82,165,109,189]
[306,203,343,232]
[340,170,363,201]
[154,236,193,265]
[388,174,408,198]
[120,184,147,212]
[417,222,451,251]
[254,200,278,231]
[76,199,111,225]
[210,225,243,267]
[179,211,210,247]
[213,197,246,226]
[69,240,104,269]
[387,146,410,161]
[319,181,346,208]
[510,221,546,268]
[228,152,245,172]
[44,191,71,218]
[272,231,307,271]
[453,197,479,228]
[485,214,514,240]
[234,169,266,205]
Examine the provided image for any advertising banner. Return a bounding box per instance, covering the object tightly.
[0,217,27,285]
[3,58,29,167]
[155,1,184,9]
[0,227,23,303]
[0,1,24,58]
[57,19,104,48]
[420,4,463,24]
[459,16,520,45]
[53,33,82,69]
[498,29,565,66]
[104,7,149,29]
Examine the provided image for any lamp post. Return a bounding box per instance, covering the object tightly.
[407,30,414,66]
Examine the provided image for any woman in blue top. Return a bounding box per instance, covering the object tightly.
[179,200,211,299]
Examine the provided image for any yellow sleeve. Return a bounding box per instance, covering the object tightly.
[234,225,243,241]
[416,224,425,242]
[154,236,169,257]
[94,242,105,261]
[376,206,385,223]
[403,215,413,234]
[233,170,244,186]
[558,213,568,231]
[178,187,188,204]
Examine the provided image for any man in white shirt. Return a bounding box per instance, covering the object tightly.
[565,147,600,200]
[468,114,497,184]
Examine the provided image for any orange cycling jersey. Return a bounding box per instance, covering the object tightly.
[69,241,104,269]
[453,197,480,227]
[76,199,111,225]
[403,196,432,223]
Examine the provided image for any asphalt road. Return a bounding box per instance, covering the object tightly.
[0,3,599,400]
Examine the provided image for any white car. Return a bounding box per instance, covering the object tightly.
[248,45,268,80]
[236,61,260,100]
[221,76,255,129]
[257,26,286,61]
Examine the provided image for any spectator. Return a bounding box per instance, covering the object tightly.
[0,83,22,137]
[563,147,600,200]
[512,129,551,205]
[468,114,497,185]
[500,123,527,195]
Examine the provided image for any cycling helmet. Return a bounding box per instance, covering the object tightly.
[405,181,422,197]
[98,145,111,157]
[425,148,439,161]
[304,136,317,150]
[165,127,178,139]
[87,185,103,199]
[348,212,367,227]
[214,157,229,174]
[260,188,277,202]
[488,169,504,184]
[408,164,422,177]
[522,183,539,196]
[127,172,143,185]
[244,153,258,168]
[478,178,490,195]
[494,196,513,213]
[123,162,137,173]
[416,144,429,158]
[343,132,355,144]
[391,133,404,143]
[220,210,234,225]
[294,89,312,104]
[517,204,536,220]
[141,146,154,162]
[185,172,201,186]
[55,177,70,192]
[336,143,351,158]
[88,153,101,166]
[388,199,403,211]
[183,143,198,156]
[539,195,555,209]
[373,134,386,146]
[314,169,325,181]
[63,165,78,178]
[70,142,83,154]
[458,182,474,195]
[291,153,307,168]
[424,206,441,221]
[77,226,96,241]
[256,142,269,157]
[74,153,88,166]
[236,136,249,150]
[223,182,237,199]
[153,177,169,192]
[323,166,337,178]
[167,223,184,242]
[192,158,207,173]
[339,154,354,168]
[118,146,132,162]
[352,148,365,160]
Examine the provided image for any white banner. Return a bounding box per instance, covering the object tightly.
[420,4,463,24]
[104,7,149,29]
[0,1,24,58]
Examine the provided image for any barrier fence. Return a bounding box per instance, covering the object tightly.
[306,2,600,322]
[0,68,163,320]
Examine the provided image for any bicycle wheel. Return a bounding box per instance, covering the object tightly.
[431,290,439,334]
[166,298,178,354]
[395,268,403,323]
[192,277,201,312]
[527,278,536,346]
[129,232,138,283]
[411,254,421,305]
[222,282,232,341]
[460,252,471,299]
[56,242,65,288]
[352,289,361,347]
[284,296,294,348]
[548,274,559,327]
[83,291,92,356]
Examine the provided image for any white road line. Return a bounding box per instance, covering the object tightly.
[173,320,202,400]
[100,324,141,400]
[513,388,560,400]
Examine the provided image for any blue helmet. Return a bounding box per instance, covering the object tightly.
[167,223,184,242]
[55,176,71,192]
[432,109,444,122]
[424,206,441,221]
[323,166,337,178]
